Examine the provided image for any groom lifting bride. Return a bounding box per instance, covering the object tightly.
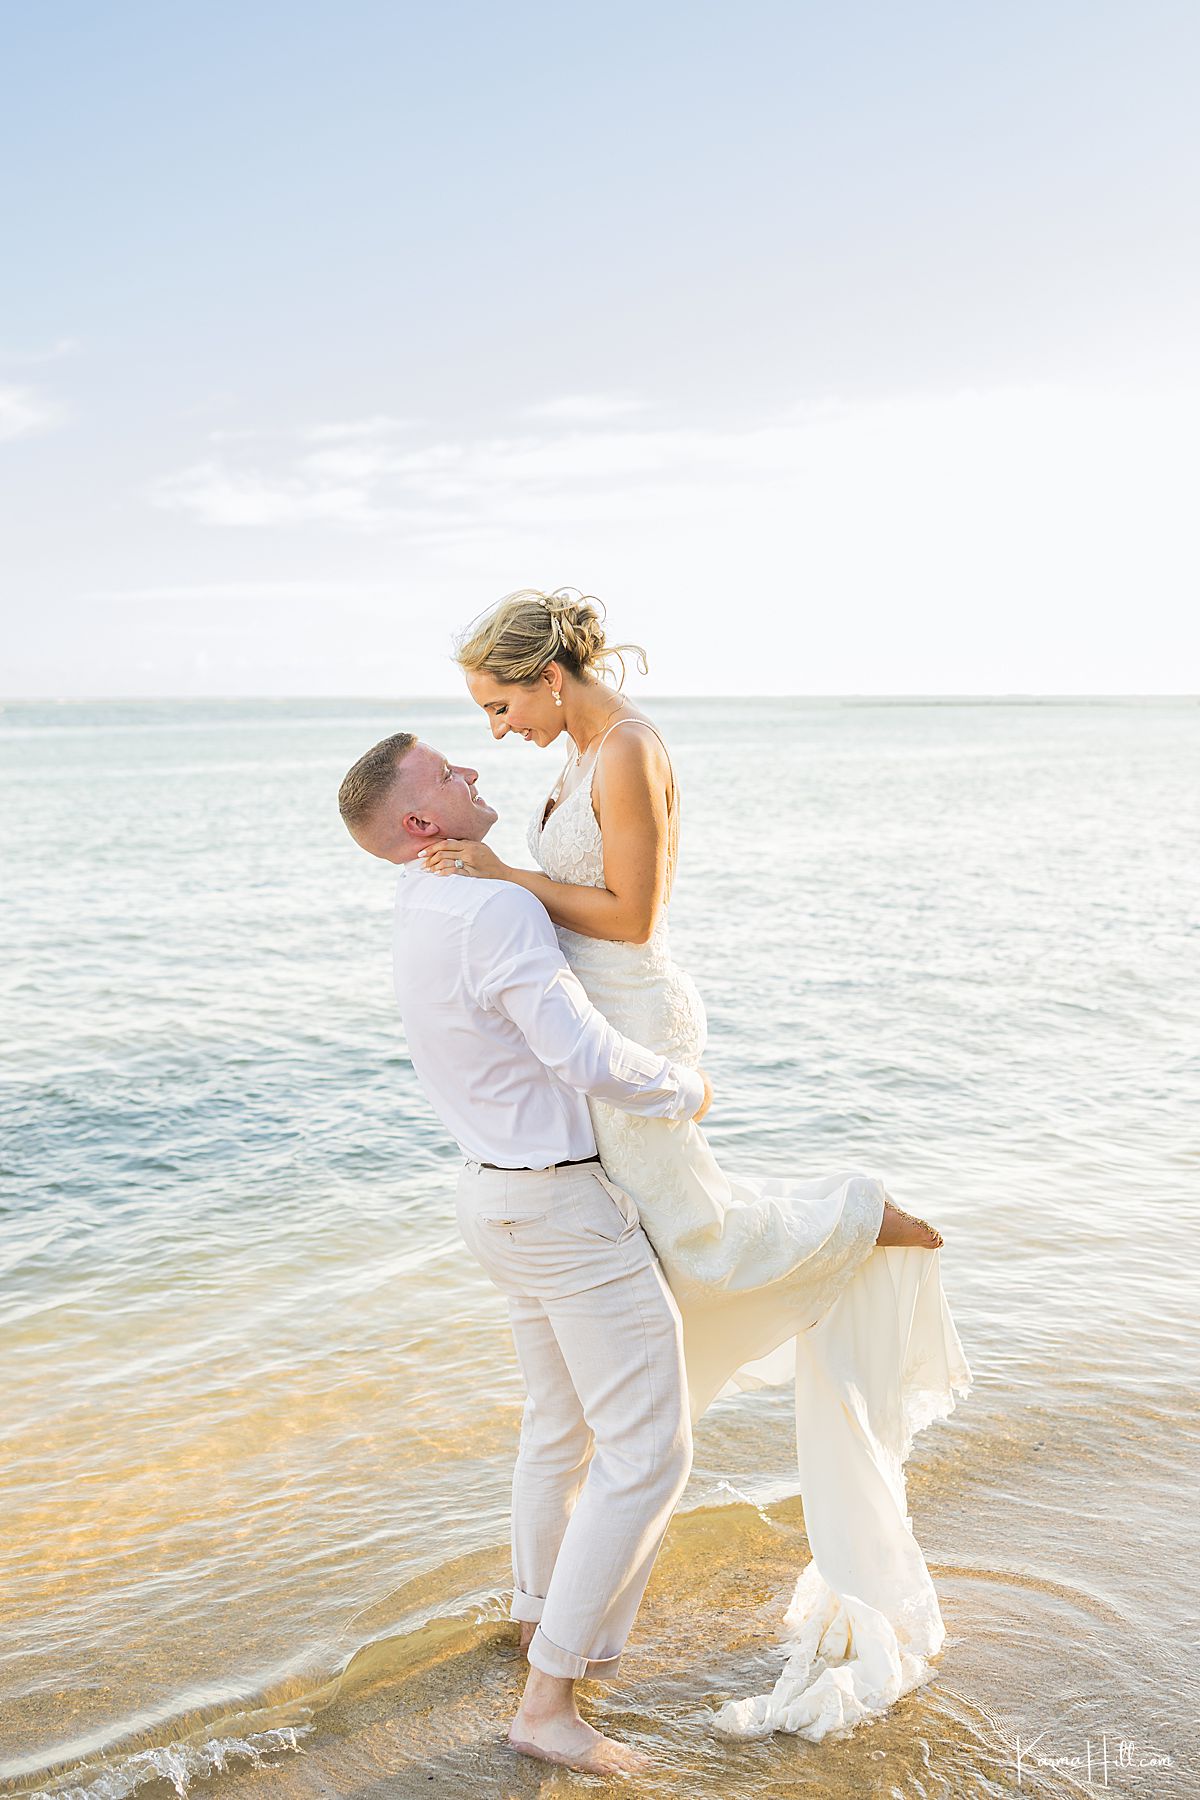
[340,730,712,1775]
[339,589,969,1771]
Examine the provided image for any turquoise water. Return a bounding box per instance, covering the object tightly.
[1,697,1196,1797]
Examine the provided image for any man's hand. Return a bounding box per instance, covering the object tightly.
[692,1068,714,1123]
[418,839,510,880]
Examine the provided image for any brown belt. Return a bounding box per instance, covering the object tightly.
[477,1154,602,1172]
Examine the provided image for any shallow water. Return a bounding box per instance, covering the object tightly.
[1,696,1196,1797]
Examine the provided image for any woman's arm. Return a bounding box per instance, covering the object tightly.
[508,727,671,942]
[420,725,672,944]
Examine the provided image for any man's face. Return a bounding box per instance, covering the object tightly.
[352,741,498,863]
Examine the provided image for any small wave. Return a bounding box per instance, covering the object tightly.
[20,1725,313,1800]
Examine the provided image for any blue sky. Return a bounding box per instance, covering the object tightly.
[3,1,1198,695]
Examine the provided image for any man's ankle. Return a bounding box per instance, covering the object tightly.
[518,1669,577,1718]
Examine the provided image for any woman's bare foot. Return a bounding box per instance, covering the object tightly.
[877,1198,943,1249]
[508,1707,651,1774]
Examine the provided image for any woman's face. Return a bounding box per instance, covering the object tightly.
[464,666,565,745]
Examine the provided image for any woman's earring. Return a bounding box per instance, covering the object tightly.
[553,690,562,707]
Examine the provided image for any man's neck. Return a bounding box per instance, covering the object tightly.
[396,825,494,867]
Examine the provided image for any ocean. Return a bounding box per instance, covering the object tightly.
[1,696,1196,1798]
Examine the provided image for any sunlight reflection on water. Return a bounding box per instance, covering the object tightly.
[2,697,1196,1797]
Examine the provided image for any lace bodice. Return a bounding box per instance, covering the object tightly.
[524,756,611,892]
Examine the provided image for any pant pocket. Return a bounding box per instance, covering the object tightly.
[573,1169,641,1243]
[476,1201,554,1230]
[462,1168,557,1233]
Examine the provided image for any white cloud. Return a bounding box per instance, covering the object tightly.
[150,416,772,531]
[205,426,274,444]
[82,580,397,603]
[150,385,1198,568]
[151,459,384,527]
[521,393,647,423]
[301,414,419,442]
[0,337,79,366]
[136,382,1199,692]
[0,383,62,441]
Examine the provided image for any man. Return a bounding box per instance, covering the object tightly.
[338,731,712,1777]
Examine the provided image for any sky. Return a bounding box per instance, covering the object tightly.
[2,0,1198,697]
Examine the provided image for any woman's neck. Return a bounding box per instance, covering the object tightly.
[565,682,636,762]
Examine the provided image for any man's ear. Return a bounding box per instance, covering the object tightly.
[401,812,442,839]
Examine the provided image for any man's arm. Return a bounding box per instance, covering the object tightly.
[469,886,706,1119]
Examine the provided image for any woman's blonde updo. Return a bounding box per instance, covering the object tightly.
[453,588,648,690]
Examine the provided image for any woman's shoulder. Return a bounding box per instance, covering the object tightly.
[591,715,674,831]
[594,713,671,777]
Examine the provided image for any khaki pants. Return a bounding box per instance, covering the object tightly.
[455,1158,693,1681]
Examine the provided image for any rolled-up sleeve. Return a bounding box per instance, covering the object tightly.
[468,888,704,1119]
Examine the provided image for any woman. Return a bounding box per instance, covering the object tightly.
[420,588,973,1741]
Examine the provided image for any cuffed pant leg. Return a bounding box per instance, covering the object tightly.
[505,1292,595,1624]
[526,1255,693,1682]
[454,1161,691,1680]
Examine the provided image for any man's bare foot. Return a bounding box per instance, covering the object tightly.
[517,1621,536,1658]
[877,1199,943,1249]
[508,1707,651,1774]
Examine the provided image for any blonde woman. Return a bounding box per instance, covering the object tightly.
[420,587,973,1741]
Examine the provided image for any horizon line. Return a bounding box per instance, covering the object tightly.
[1,692,1197,707]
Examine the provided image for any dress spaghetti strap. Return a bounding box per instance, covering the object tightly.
[593,715,675,795]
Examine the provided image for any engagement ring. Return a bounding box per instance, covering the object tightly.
[454,857,463,869]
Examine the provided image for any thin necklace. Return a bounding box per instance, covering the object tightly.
[571,697,632,768]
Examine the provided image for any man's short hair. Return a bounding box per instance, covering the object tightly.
[338,732,417,828]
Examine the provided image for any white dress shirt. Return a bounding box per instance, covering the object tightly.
[391,863,704,1167]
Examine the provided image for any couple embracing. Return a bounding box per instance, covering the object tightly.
[338,588,972,1775]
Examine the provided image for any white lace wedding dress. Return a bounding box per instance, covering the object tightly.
[526,719,973,1741]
